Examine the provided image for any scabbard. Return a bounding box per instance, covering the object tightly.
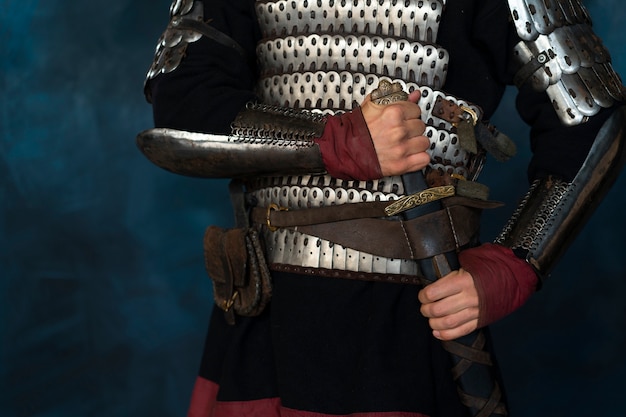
[401,163,508,417]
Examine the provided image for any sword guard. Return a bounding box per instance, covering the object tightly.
[371,79,409,105]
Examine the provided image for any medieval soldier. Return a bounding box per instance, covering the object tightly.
[138,0,625,416]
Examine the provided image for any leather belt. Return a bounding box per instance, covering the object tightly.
[251,197,501,260]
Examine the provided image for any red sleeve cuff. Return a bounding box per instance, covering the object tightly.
[459,243,538,328]
[314,108,383,180]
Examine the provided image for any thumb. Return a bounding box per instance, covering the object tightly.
[408,89,421,103]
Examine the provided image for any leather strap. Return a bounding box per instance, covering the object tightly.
[251,196,501,228]
[251,200,390,227]
[295,205,481,260]
[252,201,484,261]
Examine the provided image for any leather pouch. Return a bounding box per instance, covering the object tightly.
[203,226,272,325]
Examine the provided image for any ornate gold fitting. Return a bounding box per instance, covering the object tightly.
[371,79,409,105]
[223,290,239,312]
[384,185,456,216]
[457,105,478,127]
[266,203,288,231]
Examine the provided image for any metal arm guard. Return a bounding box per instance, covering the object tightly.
[507,0,625,126]
[136,103,327,178]
[495,106,626,278]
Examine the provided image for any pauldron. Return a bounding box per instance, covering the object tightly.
[507,0,625,126]
[144,0,245,102]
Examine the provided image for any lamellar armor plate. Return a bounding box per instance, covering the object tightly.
[507,0,625,126]
[246,0,492,276]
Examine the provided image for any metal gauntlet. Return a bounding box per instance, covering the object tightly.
[136,103,327,178]
[495,107,626,278]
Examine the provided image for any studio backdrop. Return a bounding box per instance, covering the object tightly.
[1,1,625,416]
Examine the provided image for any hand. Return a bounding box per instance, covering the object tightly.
[360,90,431,177]
[418,268,480,341]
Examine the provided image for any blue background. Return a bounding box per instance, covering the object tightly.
[1,1,625,416]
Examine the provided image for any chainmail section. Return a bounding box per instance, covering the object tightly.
[231,102,327,144]
[495,177,573,256]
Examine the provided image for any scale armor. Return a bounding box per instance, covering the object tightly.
[243,0,495,275]
[507,0,625,126]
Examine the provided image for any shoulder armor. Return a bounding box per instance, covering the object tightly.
[145,0,203,89]
[507,0,625,126]
[144,1,247,102]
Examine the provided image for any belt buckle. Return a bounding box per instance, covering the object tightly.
[266,203,288,231]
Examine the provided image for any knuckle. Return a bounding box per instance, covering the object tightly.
[428,318,439,330]
[442,315,459,329]
[385,105,403,119]
[423,286,437,301]
[431,303,445,318]
[417,152,431,165]
[439,331,456,341]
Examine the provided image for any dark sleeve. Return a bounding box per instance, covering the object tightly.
[148,0,261,134]
[516,88,617,183]
[437,0,519,119]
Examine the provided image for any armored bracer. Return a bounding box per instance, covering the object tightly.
[507,0,625,126]
[137,103,327,178]
[495,106,626,278]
